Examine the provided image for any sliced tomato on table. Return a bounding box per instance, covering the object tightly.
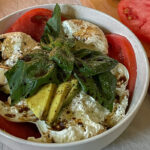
[6,8,65,42]
[106,34,137,98]
[118,0,150,43]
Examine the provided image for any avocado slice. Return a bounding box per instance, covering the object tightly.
[47,81,72,124]
[26,83,56,119]
[63,79,79,107]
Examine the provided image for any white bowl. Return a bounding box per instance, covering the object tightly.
[0,4,149,150]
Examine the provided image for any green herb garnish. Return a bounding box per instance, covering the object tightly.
[5,4,118,111]
[5,52,59,105]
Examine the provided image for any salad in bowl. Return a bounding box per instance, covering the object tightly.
[0,3,148,150]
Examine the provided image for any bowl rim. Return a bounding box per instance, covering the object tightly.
[0,3,149,148]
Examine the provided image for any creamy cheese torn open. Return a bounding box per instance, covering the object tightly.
[0,32,39,67]
[62,19,108,55]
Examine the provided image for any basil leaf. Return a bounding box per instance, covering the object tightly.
[98,72,117,111]
[73,49,101,59]
[74,73,101,102]
[50,48,74,81]
[44,3,61,38]
[74,71,117,111]
[5,53,59,105]
[75,51,118,77]
[40,4,62,50]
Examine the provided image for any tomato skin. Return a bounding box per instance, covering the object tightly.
[118,0,150,43]
[106,34,137,98]
[6,8,66,42]
[0,115,40,139]
[6,8,53,42]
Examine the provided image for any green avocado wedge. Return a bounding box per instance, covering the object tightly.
[63,79,79,107]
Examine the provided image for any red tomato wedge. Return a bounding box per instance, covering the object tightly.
[118,0,150,43]
[106,34,137,98]
[6,8,65,42]
[6,8,52,42]
[0,115,40,139]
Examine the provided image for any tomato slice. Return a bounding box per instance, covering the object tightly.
[0,92,40,140]
[6,8,65,42]
[106,34,137,98]
[118,0,150,43]
[6,8,52,42]
[0,115,40,139]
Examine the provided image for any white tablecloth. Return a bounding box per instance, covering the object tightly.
[1,93,150,150]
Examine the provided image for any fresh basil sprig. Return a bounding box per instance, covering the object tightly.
[5,52,59,105]
[74,50,118,77]
[42,3,61,39]
[73,49,117,111]
[5,4,118,111]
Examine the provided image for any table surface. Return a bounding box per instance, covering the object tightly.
[0,0,150,150]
